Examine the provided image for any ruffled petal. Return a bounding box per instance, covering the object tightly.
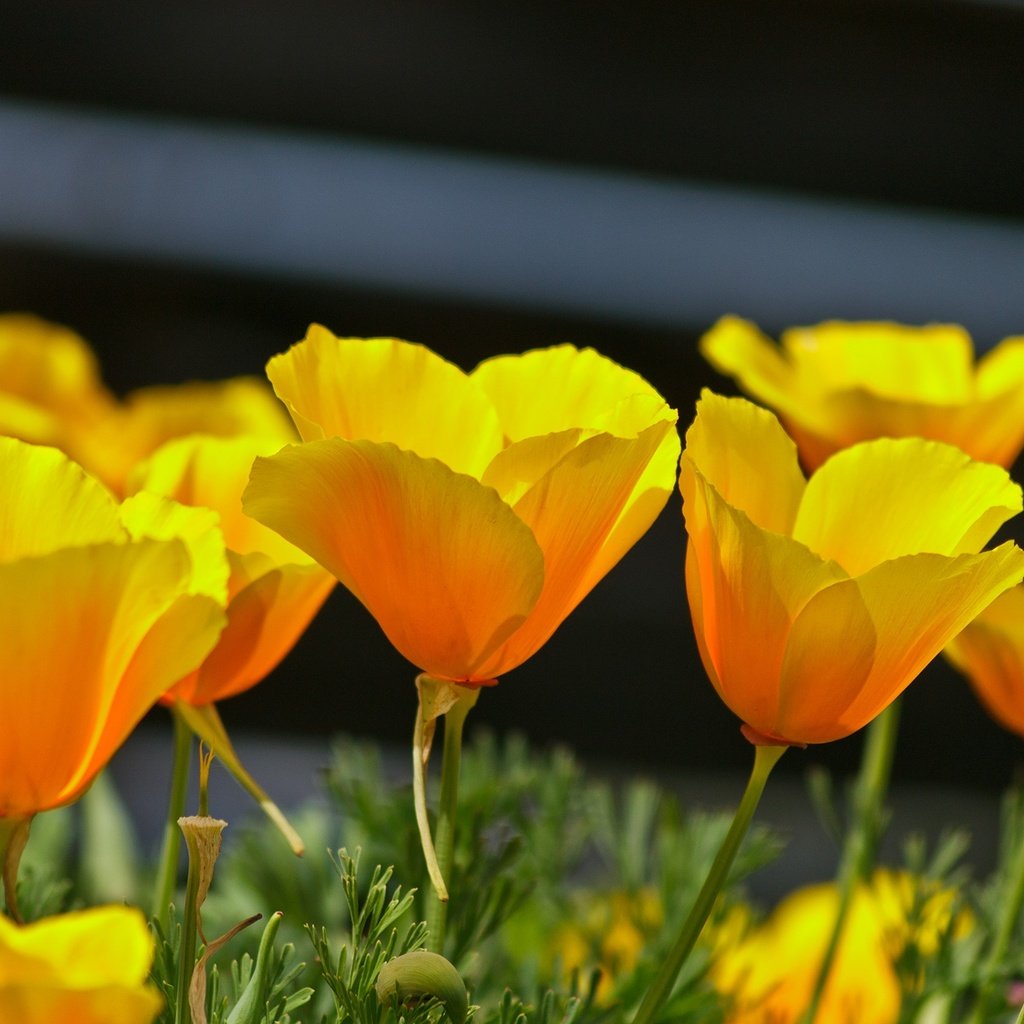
[0,438,123,561]
[684,391,806,534]
[793,439,1022,575]
[267,327,503,477]
[243,438,544,680]
[472,422,674,678]
[471,344,667,440]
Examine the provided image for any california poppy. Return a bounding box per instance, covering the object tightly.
[681,391,1024,746]
[700,317,1024,470]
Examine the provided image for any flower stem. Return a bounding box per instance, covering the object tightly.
[631,742,787,1024]
[0,815,32,922]
[152,708,193,925]
[968,792,1024,1024]
[425,690,477,953]
[801,699,901,1024]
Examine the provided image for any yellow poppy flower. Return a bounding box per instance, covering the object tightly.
[85,375,297,495]
[711,880,901,1024]
[0,905,162,1023]
[700,316,1024,470]
[243,328,679,684]
[944,584,1024,738]
[127,434,335,705]
[681,391,1024,746]
[0,438,227,822]
[0,312,117,464]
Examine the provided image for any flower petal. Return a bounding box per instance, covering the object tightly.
[0,438,124,561]
[684,391,806,534]
[243,439,544,680]
[472,421,674,678]
[793,438,1022,575]
[267,327,504,477]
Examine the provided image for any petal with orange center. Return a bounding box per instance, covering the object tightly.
[0,438,123,561]
[243,438,544,680]
[172,560,335,705]
[472,422,673,679]
[945,586,1024,737]
[835,544,1024,738]
[267,327,503,477]
[793,438,1022,576]
[0,986,162,1024]
[471,344,666,440]
[684,391,806,535]
[680,458,848,732]
[0,540,224,818]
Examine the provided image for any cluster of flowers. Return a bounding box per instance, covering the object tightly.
[2,311,1024,1022]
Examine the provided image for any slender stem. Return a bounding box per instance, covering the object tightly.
[425,691,476,953]
[631,743,787,1024]
[0,815,32,923]
[152,708,193,925]
[801,699,901,1024]
[968,794,1024,1024]
[175,824,202,1024]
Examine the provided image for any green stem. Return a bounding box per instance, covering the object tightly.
[631,743,787,1024]
[801,699,901,1024]
[152,708,193,925]
[968,794,1024,1024]
[425,691,477,953]
[0,815,32,922]
[175,823,203,1024]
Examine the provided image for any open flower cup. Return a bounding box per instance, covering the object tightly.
[701,317,1024,470]
[681,390,1024,747]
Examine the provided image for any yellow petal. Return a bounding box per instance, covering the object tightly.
[838,544,1024,736]
[684,391,806,535]
[0,539,224,816]
[793,438,1022,575]
[0,986,162,1024]
[0,438,124,561]
[127,434,306,564]
[172,561,335,705]
[119,491,229,605]
[472,422,674,678]
[680,459,848,733]
[471,344,667,440]
[243,439,544,680]
[267,327,503,477]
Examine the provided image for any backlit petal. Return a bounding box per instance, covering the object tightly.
[793,439,1022,575]
[267,327,503,476]
[0,438,123,561]
[243,439,544,680]
[684,391,805,534]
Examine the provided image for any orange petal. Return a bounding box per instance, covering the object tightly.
[243,439,544,680]
[793,438,1022,575]
[0,438,123,561]
[267,327,503,477]
[684,391,806,535]
[0,540,224,817]
[472,422,674,678]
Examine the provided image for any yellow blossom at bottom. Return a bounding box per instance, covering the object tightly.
[0,905,162,1023]
[711,882,901,1024]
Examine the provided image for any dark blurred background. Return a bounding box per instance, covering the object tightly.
[3,0,1024,799]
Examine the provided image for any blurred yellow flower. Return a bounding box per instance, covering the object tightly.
[0,438,226,822]
[701,317,1024,470]
[243,328,679,684]
[945,584,1024,738]
[711,880,900,1023]
[0,312,117,464]
[128,434,335,705]
[870,868,972,961]
[681,391,1024,745]
[0,905,162,1023]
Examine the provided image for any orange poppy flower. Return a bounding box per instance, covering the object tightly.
[0,905,162,1023]
[0,438,226,823]
[700,316,1024,470]
[944,584,1024,738]
[243,327,679,684]
[681,391,1024,746]
[127,434,335,705]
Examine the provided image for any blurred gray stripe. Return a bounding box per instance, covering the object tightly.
[1,98,1023,343]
